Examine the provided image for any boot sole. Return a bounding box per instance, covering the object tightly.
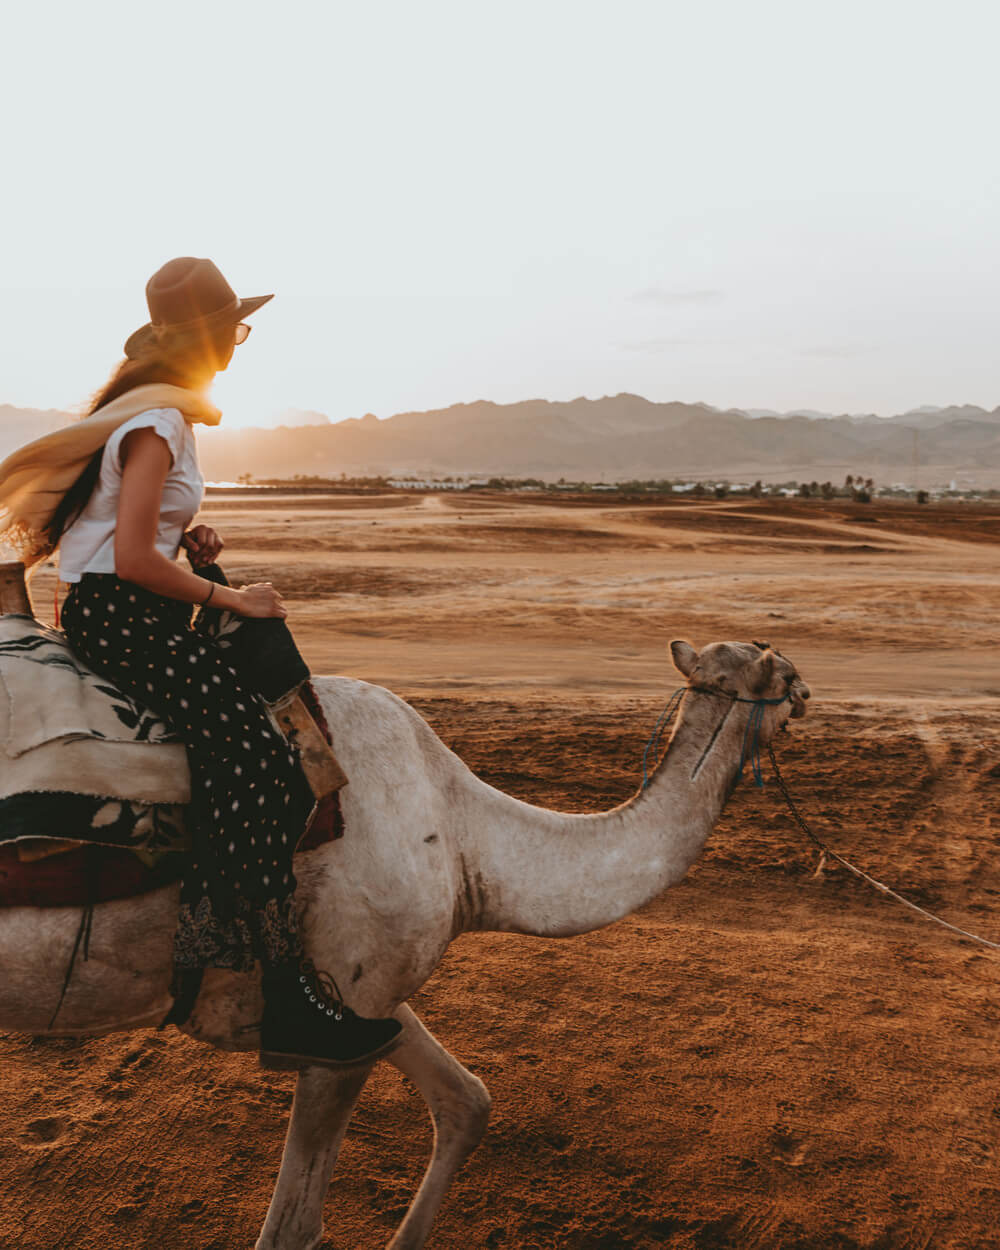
[260,1030,404,1072]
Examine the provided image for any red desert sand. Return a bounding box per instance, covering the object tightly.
[3,493,1000,1249]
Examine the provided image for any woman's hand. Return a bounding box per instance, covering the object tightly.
[182,525,224,568]
[235,582,287,619]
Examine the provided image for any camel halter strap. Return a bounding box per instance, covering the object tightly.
[640,685,791,790]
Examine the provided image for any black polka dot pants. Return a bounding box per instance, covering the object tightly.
[62,574,314,973]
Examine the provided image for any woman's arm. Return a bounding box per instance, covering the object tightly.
[114,427,285,618]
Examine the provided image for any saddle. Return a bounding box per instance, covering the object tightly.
[0,561,347,908]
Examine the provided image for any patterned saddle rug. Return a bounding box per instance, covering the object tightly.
[0,615,190,858]
[0,615,343,908]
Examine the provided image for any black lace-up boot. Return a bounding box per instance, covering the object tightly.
[259,959,403,1070]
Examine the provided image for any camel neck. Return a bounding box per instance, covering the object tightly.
[456,690,751,938]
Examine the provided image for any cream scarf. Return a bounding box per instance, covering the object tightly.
[0,384,221,569]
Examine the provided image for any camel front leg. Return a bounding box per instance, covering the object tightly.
[386,1005,491,1250]
[255,1063,373,1250]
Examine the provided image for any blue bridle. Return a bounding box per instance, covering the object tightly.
[640,684,792,791]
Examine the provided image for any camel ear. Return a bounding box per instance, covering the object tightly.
[670,640,699,677]
[750,649,776,694]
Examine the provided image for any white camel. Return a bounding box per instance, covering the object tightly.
[0,638,809,1249]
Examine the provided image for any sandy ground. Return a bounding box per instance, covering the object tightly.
[4,495,1000,1250]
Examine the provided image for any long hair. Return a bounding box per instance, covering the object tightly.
[43,341,215,552]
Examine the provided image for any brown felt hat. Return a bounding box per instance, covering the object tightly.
[123,256,273,359]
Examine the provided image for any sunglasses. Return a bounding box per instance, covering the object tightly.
[234,322,252,345]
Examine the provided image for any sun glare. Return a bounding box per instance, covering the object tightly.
[208,370,283,429]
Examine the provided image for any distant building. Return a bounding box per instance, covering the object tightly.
[388,478,477,490]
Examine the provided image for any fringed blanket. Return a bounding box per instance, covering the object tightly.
[0,615,190,854]
[0,611,343,863]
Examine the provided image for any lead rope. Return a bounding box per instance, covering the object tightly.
[640,692,1000,953]
[766,742,1000,955]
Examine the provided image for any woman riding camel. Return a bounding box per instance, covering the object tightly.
[3,256,401,1070]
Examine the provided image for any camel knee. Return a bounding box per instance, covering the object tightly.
[462,1072,491,1142]
[468,1074,491,1138]
[434,1071,491,1154]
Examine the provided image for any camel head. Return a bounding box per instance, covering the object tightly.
[669,638,811,727]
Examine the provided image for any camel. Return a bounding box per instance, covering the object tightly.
[0,637,810,1249]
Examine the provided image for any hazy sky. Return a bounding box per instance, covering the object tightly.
[3,1,999,427]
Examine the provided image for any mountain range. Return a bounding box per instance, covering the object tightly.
[3,395,999,485]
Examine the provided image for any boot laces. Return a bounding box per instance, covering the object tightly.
[298,957,345,1021]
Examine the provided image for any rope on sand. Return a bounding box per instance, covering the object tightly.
[767,743,1000,955]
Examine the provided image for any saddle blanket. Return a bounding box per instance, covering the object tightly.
[0,616,344,886]
[0,841,186,908]
[0,615,190,855]
[0,615,188,794]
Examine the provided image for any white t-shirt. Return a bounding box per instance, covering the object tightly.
[58,407,205,583]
